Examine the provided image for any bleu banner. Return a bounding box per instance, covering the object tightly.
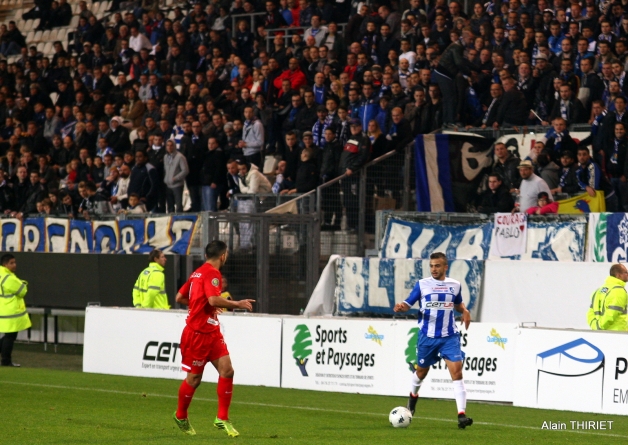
[0,216,198,255]
[335,257,483,319]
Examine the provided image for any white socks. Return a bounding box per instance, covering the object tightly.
[410,372,423,396]
[453,379,467,414]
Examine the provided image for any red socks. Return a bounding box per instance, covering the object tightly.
[216,377,233,420]
[176,380,196,419]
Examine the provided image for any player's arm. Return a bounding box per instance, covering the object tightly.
[208,296,255,311]
[175,280,191,306]
[454,302,471,330]
[394,283,421,312]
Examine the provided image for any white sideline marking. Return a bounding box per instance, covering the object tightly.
[0,380,626,438]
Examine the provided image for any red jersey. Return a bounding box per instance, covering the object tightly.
[179,263,222,334]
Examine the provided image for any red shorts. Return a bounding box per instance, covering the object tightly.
[180,325,229,375]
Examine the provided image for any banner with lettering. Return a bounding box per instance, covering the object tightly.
[489,213,527,257]
[0,216,198,255]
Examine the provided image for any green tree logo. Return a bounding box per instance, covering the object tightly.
[405,327,419,372]
[293,324,313,376]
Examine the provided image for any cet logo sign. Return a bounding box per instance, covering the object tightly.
[292,324,313,377]
[536,338,605,408]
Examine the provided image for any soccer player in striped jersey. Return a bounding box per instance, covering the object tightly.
[393,252,473,429]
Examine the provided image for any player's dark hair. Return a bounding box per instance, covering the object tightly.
[148,249,162,263]
[610,263,626,278]
[205,240,228,260]
[0,253,15,265]
[430,252,448,264]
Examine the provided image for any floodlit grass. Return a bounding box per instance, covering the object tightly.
[1,367,627,445]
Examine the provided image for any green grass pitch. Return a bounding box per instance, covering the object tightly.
[1,367,626,445]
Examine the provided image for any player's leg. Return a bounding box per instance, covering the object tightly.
[407,365,429,415]
[173,371,202,435]
[208,333,239,437]
[442,335,473,429]
[407,333,438,415]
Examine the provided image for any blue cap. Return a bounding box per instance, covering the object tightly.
[349,118,362,126]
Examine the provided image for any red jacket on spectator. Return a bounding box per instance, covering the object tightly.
[237,74,254,91]
[273,67,307,92]
[344,64,357,80]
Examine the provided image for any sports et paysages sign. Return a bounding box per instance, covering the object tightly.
[513,328,628,415]
[0,215,197,254]
[281,318,517,402]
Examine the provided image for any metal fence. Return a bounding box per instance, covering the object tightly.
[232,193,316,214]
[197,212,319,315]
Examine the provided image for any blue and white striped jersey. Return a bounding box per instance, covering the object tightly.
[404,277,463,338]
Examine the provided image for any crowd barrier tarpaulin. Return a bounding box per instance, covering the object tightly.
[381,217,587,261]
[414,134,494,213]
[335,257,483,320]
[480,260,603,329]
[0,215,198,255]
[380,218,492,260]
[513,327,628,415]
[83,307,282,387]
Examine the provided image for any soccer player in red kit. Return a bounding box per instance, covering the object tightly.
[172,240,255,437]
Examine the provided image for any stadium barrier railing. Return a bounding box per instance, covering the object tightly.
[230,12,266,38]
[198,211,320,314]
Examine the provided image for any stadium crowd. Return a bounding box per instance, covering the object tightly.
[0,0,627,219]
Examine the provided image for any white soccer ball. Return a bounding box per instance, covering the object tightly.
[389,406,412,428]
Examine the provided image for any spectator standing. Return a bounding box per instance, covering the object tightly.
[517,160,553,213]
[476,173,514,213]
[202,138,227,212]
[132,249,169,309]
[163,139,189,213]
[340,119,370,231]
[128,150,160,212]
[239,106,264,168]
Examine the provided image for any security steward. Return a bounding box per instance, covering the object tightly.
[0,254,30,367]
[587,263,628,331]
[133,249,170,309]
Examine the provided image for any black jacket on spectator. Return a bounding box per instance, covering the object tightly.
[340,132,370,172]
[492,154,521,190]
[296,104,318,133]
[128,162,160,210]
[283,144,302,182]
[23,132,47,156]
[320,139,343,180]
[388,118,413,152]
[0,181,15,212]
[106,126,131,155]
[495,89,529,125]
[22,183,45,214]
[180,133,206,187]
[476,184,514,213]
[559,165,580,194]
[202,149,227,186]
[294,159,319,193]
[548,98,587,125]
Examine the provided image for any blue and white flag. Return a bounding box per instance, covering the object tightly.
[415,134,494,212]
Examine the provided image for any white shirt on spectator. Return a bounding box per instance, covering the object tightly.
[130,33,152,52]
[304,25,329,46]
[519,173,553,213]
[400,52,417,71]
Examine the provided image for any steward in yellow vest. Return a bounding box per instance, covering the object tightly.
[587,264,628,331]
[133,249,170,309]
[0,254,31,367]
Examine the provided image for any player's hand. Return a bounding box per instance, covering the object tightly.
[461,309,471,330]
[393,302,409,312]
[237,299,256,311]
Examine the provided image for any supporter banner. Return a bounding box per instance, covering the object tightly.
[0,216,197,255]
[414,134,494,213]
[84,307,282,387]
[513,327,628,414]
[391,322,517,402]
[556,191,605,213]
[381,217,586,261]
[489,213,527,257]
[381,218,492,260]
[335,258,483,319]
[491,131,590,161]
